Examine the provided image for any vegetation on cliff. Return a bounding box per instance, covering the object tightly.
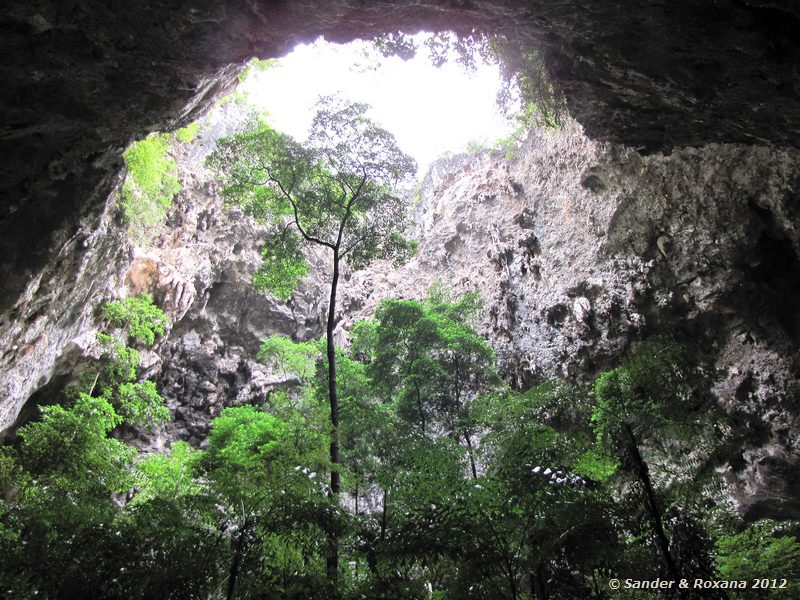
[120,133,182,246]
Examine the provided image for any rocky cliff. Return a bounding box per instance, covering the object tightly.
[68,109,797,521]
[2,0,800,520]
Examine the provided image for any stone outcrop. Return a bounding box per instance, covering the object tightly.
[102,113,800,520]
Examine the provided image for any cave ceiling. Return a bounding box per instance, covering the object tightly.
[1,0,799,317]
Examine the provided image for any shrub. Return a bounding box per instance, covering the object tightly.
[715,520,800,594]
[176,121,200,143]
[120,132,181,245]
[102,292,168,346]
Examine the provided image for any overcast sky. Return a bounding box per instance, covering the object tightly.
[240,35,513,174]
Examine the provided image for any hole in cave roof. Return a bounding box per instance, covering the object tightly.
[235,33,516,173]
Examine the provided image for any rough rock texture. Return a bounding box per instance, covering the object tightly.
[0,185,130,436]
[126,105,333,446]
[108,116,800,520]
[2,0,800,342]
[352,128,800,521]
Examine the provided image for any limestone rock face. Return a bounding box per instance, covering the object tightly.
[380,129,800,521]
[127,106,331,445]
[2,0,799,347]
[115,119,800,520]
[0,188,130,435]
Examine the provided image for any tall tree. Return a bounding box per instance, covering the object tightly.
[207,97,416,581]
[357,291,498,477]
[592,338,719,586]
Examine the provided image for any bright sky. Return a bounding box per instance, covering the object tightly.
[240,34,513,174]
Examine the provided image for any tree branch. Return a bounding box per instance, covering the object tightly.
[271,177,336,250]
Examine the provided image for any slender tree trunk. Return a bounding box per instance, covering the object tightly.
[463,430,478,479]
[326,251,341,584]
[414,381,426,435]
[227,518,250,600]
[507,564,518,600]
[380,489,388,541]
[623,422,679,584]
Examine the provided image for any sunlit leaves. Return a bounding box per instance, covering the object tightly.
[120,132,181,246]
[715,520,800,592]
[17,393,134,494]
[133,441,202,504]
[573,448,619,482]
[115,381,170,426]
[203,406,287,476]
[102,292,168,347]
[207,98,417,300]
[253,228,310,299]
[258,335,320,381]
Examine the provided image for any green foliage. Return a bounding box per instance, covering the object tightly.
[120,132,181,245]
[102,292,168,346]
[3,282,795,597]
[175,120,200,143]
[591,338,723,583]
[253,228,310,300]
[492,132,522,160]
[92,335,169,428]
[115,380,170,426]
[715,521,800,596]
[258,334,320,381]
[591,337,716,447]
[203,405,287,475]
[573,448,619,481]
[17,393,134,493]
[133,441,201,503]
[238,57,278,82]
[207,97,417,298]
[359,290,498,440]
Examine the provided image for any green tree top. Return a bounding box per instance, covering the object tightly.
[208,97,417,582]
[207,97,417,299]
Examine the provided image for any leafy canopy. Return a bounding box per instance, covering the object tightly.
[207,97,417,299]
[102,292,168,346]
[176,120,200,143]
[258,334,321,381]
[359,291,498,435]
[715,520,800,593]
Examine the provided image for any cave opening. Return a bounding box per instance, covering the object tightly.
[236,33,516,172]
[3,5,800,596]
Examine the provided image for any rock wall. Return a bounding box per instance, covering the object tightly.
[105,114,800,520]
[2,0,800,368]
[352,129,800,520]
